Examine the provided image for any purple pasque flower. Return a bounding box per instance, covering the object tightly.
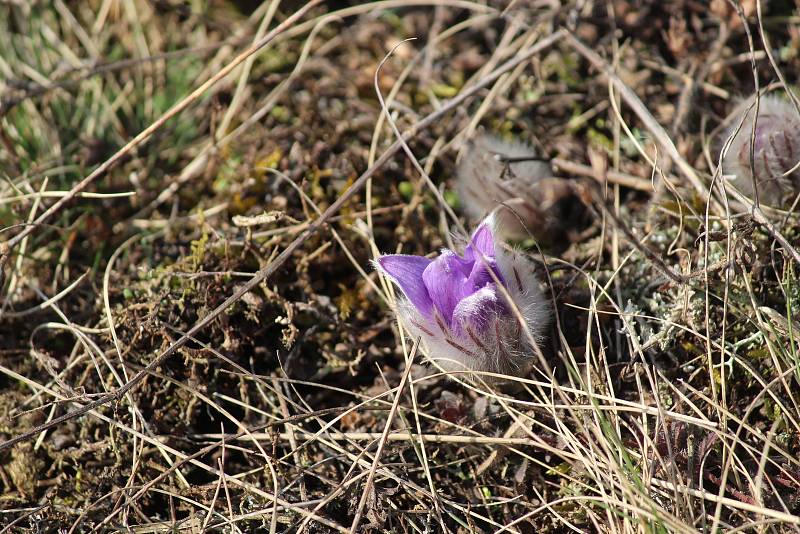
[722,94,800,206]
[456,134,574,244]
[375,216,549,378]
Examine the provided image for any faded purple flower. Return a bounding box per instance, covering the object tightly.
[375,216,549,378]
[456,134,575,243]
[721,94,800,206]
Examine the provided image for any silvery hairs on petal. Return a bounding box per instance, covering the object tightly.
[456,134,573,243]
[719,94,800,207]
[375,216,550,381]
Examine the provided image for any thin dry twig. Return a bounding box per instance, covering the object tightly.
[552,157,659,191]
[577,181,687,284]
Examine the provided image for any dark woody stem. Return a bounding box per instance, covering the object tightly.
[512,265,524,293]
[496,155,551,181]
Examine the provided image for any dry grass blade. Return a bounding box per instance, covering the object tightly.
[562,30,720,213]
[0,0,321,275]
[349,339,418,533]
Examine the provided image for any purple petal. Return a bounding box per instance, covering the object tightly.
[464,219,495,261]
[753,121,777,153]
[467,259,504,291]
[422,250,471,327]
[452,286,502,336]
[377,255,434,317]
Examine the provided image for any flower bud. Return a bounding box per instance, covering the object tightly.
[456,135,574,243]
[374,216,549,378]
[720,94,800,206]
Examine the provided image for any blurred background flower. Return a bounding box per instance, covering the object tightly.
[456,134,579,245]
[719,94,800,207]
